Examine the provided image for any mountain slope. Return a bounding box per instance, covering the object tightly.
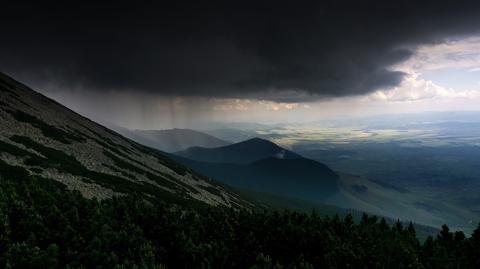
[0,72,250,208]
[175,137,301,164]
[172,156,339,202]
[106,125,230,152]
[170,139,340,202]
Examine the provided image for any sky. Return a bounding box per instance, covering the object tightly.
[3,1,480,129]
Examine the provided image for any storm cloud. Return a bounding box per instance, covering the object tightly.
[2,1,480,102]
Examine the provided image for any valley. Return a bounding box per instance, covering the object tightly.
[195,117,480,232]
[0,71,477,267]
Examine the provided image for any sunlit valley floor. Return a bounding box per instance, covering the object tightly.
[191,115,480,233]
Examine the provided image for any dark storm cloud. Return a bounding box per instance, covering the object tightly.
[2,0,480,102]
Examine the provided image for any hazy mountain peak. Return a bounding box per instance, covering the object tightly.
[233,137,281,148]
[103,125,231,153]
[175,137,301,164]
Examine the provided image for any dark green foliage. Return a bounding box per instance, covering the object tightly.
[10,135,85,172]
[103,149,164,178]
[198,185,224,197]
[0,81,36,110]
[0,159,30,181]
[7,136,201,205]
[6,110,85,144]
[1,161,479,268]
[0,100,9,107]
[94,137,139,164]
[0,139,33,157]
[103,150,201,195]
[29,167,43,174]
[0,80,20,97]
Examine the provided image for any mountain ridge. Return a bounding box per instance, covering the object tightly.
[175,137,301,164]
[104,124,231,152]
[0,71,250,208]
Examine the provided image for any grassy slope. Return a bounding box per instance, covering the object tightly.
[237,187,438,241]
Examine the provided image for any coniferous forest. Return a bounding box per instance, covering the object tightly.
[0,160,479,268]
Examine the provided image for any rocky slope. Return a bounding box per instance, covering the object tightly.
[0,72,250,208]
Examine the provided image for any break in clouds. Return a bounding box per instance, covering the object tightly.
[2,1,480,102]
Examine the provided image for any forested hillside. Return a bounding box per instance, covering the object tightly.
[1,159,479,268]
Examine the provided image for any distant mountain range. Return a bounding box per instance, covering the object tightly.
[0,72,249,208]
[172,138,340,202]
[103,126,231,152]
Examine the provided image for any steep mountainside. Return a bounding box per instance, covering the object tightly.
[175,137,301,164]
[0,72,249,208]
[106,126,230,152]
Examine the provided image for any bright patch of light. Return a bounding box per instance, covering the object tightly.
[370,36,480,103]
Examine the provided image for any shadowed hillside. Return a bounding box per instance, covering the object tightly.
[0,72,250,208]
[176,137,301,164]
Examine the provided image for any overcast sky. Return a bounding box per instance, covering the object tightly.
[3,1,480,129]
